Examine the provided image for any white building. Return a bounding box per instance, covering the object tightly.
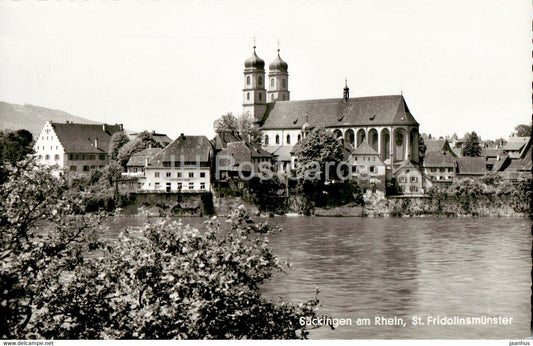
[33,121,123,173]
[141,134,214,192]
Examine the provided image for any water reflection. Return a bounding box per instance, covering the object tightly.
[105,216,531,339]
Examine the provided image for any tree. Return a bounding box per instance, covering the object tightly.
[0,129,34,183]
[418,136,427,165]
[213,113,239,134]
[108,131,130,161]
[292,127,344,182]
[513,124,532,137]
[116,131,162,169]
[461,131,482,157]
[0,162,325,339]
[213,113,263,145]
[237,114,262,145]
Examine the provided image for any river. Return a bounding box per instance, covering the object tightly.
[105,216,531,339]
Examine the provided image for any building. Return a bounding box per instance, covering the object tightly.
[34,121,123,173]
[423,151,455,186]
[424,139,456,156]
[142,134,214,192]
[502,136,530,159]
[240,46,421,175]
[128,131,172,148]
[125,147,163,174]
[393,161,432,195]
[350,142,386,197]
[455,157,487,178]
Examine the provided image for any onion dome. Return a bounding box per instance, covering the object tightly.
[244,46,265,70]
[269,49,288,72]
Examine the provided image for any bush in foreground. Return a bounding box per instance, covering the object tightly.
[0,161,322,339]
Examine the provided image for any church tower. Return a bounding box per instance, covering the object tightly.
[243,45,267,122]
[267,49,290,102]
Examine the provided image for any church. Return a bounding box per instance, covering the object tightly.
[243,46,419,166]
[241,45,421,185]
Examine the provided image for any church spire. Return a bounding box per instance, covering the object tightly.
[343,78,350,101]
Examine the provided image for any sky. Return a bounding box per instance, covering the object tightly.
[0,0,531,140]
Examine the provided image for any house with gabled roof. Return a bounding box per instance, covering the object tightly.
[455,157,487,178]
[33,120,123,173]
[240,46,421,171]
[422,151,455,186]
[393,160,432,195]
[142,134,214,192]
[350,142,386,196]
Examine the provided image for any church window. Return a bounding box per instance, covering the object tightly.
[258,76,263,85]
[282,79,286,88]
[271,94,274,101]
[259,93,262,101]
[264,135,269,145]
[246,76,250,85]
[270,78,275,88]
[247,92,250,100]
[286,135,291,144]
[297,134,301,141]
[282,94,286,100]
[275,135,280,144]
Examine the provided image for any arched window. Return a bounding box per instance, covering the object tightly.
[264,135,269,145]
[45,155,50,160]
[282,79,286,88]
[247,92,250,100]
[286,134,291,144]
[282,94,286,101]
[297,134,301,141]
[246,76,251,85]
[54,154,60,161]
[270,78,275,88]
[258,76,263,85]
[259,93,262,101]
[275,135,280,144]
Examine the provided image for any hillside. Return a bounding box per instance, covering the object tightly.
[0,102,101,138]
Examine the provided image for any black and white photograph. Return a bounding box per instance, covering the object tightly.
[0,0,531,343]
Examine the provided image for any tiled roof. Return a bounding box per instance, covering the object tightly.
[148,135,213,167]
[51,122,123,153]
[424,139,447,152]
[481,148,505,158]
[211,132,243,151]
[261,95,418,129]
[503,137,529,151]
[392,160,419,175]
[423,151,454,167]
[126,147,162,167]
[455,157,486,175]
[353,142,379,156]
[217,142,274,169]
[264,145,294,161]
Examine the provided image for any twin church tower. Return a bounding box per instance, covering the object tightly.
[243,45,290,122]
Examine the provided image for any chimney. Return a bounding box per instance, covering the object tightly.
[94,138,98,149]
[102,124,107,132]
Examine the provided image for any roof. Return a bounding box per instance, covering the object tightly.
[424,139,446,152]
[353,142,379,156]
[264,145,294,162]
[503,137,529,151]
[261,95,418,129]
[393,160,420,175]
[148,134,213,167]
[126,147,162,167]
[455,157,486,175]
[51,122,123,153]
[481,148,506,158]
[129,131,172,147]
[490,155,510,172]
[211,132,243,151]
[423,151,455,168]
